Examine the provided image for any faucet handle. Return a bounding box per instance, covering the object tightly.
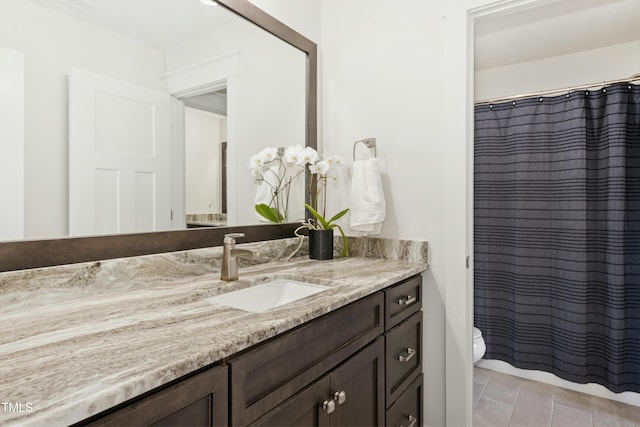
[224,233,245,244]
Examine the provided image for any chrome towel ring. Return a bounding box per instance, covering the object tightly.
[353,138,377,161]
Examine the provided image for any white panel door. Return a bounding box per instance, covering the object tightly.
[0,46,24,241]
[69,68,171,236]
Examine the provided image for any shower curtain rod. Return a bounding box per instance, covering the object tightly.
[475,72,640,106]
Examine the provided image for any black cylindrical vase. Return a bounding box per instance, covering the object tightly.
[308,229,334,260]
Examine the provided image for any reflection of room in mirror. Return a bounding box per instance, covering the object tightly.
[186,213,228,228]
[184,91,228,228]
[0,0,307,242]
[0,46,24,241]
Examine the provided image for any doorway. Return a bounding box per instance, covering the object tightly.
[182,89,228,228]
[469,0,640,424]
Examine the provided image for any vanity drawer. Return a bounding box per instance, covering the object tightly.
[384,275,422,330]
[229,292,384,426]
[385,311,422,406]
[386,374,423,427]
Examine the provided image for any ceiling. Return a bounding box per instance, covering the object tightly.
[475,0,640,70]
[32,0,640,74]
[27,0,237,49]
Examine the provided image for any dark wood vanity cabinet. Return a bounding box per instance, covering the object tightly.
[229,292,385,426]
[252,338,385,427]
[80,274,424,427]
[236,274,424,427]
[80,364,228,427]
[384,275,424,426]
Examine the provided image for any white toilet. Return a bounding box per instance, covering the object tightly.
[473,327,486,363]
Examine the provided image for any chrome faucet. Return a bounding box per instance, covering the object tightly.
[220,233,255,281]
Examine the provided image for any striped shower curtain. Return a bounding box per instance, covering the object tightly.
[474,83,640,393]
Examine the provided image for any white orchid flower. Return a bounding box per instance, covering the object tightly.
[323,154,344,169]
[250,167,263,180]
[284,144,304,164]
[259,147,279,163]
[309,159,330,175]
[300,146,319,165]
[249,145,348,239]
[249,154,263,169]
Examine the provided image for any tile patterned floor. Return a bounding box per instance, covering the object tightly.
[474,367,640,427]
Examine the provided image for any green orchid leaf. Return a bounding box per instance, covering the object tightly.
[304,203,330,229]
[255,203,284,223]
[335,225,349,257]
[328,208,349,224]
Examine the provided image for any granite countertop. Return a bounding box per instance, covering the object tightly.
[0,238,427,426]
[185,213,227,228]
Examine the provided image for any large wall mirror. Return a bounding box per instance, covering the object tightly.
[0,0,317,271]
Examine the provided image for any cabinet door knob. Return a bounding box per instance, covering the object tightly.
[322,399,336,414]
[400,414,418,427]
[333,390,347,405]
[398,348,416,362]
[397,295,416,305]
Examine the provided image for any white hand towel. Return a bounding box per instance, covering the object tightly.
[349,158,385,235]
[254,165,281,222]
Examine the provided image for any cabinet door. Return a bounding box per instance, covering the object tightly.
[251,377,331,427]
[251,338,385,427]
[330,337,385,427]
[83,365,228,427]
[230,293,384,425]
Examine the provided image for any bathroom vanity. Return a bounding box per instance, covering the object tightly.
[0,0,430,422]
[0,240,427,426]
[79,275,422,426]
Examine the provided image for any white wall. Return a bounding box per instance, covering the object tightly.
[0,0,166,240]
[320,1,450,425]
[476,41,640,100]
[185,107,224,214]
[320,1,495,426]
[235,4,465,421]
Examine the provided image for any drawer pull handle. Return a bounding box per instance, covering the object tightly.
[400,414,417,427]
[398,348,416,362]
[333,390,347,405]
[398,295,416,305]
[322,399,336,414]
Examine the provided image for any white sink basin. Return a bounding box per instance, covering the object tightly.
[206,279,329,312]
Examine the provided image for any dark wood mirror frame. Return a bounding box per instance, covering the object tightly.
[0,0,317,272]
